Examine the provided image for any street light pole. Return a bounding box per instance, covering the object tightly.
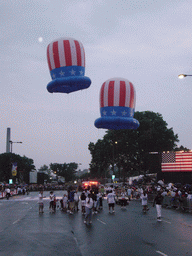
[112,140,117,180]
[178,74,192,79]
[9,141,22,153]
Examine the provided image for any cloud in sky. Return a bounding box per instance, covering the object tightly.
[1,0,192,171]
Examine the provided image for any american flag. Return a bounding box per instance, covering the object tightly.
[100,78,136,108]
[161,151,192,172]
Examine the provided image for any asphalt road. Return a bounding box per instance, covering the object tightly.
[0,191,191,256]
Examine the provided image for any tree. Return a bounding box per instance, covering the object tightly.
[89,111,179,179]
[88,139,112,179]
[175,145,190,151]
[39,165,49,173]
[0,153,35,183]
[49,162,78,182]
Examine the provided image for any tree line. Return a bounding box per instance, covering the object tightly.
[0,111,189,184]
[88,111,188,181]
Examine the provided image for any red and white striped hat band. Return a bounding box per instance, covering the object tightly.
[100,78,136,109]
[47,38,85,71]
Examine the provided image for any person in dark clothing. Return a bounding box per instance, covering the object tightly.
[81,191,86,215]
[68,190,75,214]
[153,191,164,221]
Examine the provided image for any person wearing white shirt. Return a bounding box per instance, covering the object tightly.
[6,187,11,199]
[38,191,45,214]
[107,190,115,213]
[127,187,132,201]
[62,194,68,211]
[140,191,148,212]
[84,193,94,224]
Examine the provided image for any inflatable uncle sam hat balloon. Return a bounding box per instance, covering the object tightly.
[94,77,140,130]
[46,37,91,93]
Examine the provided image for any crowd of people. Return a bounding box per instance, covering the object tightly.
[2,180,191,224]
[37,182,192,224]
[38,186,104,224]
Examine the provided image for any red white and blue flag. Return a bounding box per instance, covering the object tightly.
[161,151,192,172]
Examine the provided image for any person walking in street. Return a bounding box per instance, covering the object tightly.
[127,187,132,201]
[140,190,148,213]
[49,191,56,213]
[62,194,68,212]
[74,191,79,212]
[84,193,93,224]
[107,190,115,213]
[38,190,45,214]
[68,189,75,214]
[121,190,127,209]
[153,191,164,221]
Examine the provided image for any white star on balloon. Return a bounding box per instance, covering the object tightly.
[102,110,107,116]
[52,73,56,79]
[111,109,116,115]
[70,69,76,75]
[79,70,84,75]
[59,70,65,76]
[122,110,127,116]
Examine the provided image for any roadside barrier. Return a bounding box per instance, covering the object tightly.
[147,194,192,213]
[0,192,6,199]
[0,189,18,199]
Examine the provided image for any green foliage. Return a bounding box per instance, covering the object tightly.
[0,153,35,183]
[175,145,190,151]
[89,111,179,179]
[78,172,90,180]
[49,162,78,182]
[39,165,49,172]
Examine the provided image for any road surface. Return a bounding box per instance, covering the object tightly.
[0,191,191,256]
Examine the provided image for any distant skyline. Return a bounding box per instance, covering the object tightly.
[1,0,192,171]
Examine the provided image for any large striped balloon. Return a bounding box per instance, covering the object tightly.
[46,37,91,94]
[100,78,136,109]
[94,77,139,130]
[47,38,85,73]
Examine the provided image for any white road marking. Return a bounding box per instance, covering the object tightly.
[13,219,20,225]
[162,220,171,224]
[97,219,106,225]
[156,250,168,256]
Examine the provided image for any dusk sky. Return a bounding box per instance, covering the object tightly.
[1,0,192,172]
